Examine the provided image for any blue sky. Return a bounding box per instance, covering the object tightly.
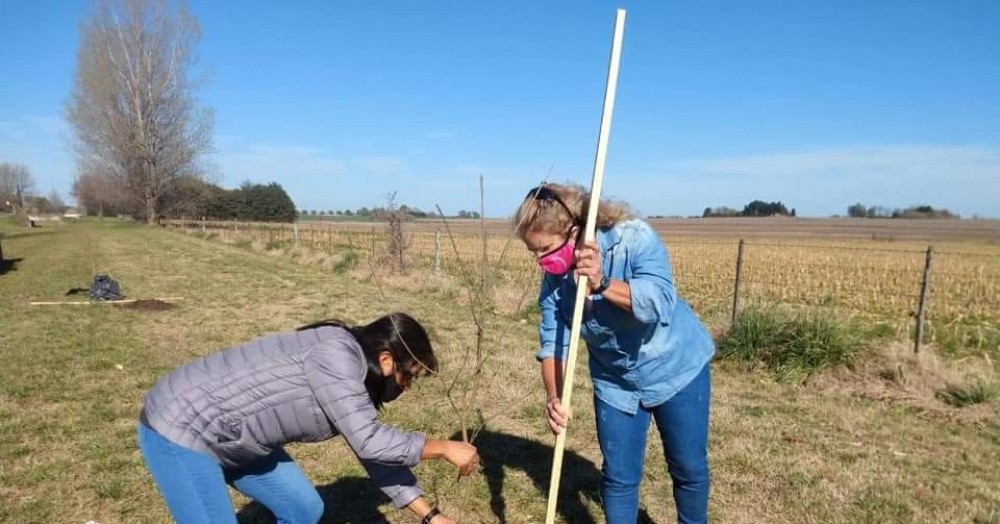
[1,1,998,218]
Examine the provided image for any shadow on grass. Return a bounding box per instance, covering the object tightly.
[0,257,23,275]
[237,476,391,524]
[459,429,655,524]
[236,429,657,524]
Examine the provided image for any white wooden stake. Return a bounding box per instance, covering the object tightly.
[544,9,626,524]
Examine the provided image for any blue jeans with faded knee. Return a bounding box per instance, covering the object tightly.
[595,364,711,524]
[138,422,324,524]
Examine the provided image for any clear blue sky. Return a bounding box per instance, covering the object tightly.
[1,1,998,218]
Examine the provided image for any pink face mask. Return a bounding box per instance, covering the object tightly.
[538,238,575,275]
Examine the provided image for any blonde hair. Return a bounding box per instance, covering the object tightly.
[512,182,632,238]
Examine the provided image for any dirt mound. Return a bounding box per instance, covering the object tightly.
[116,299,176,311]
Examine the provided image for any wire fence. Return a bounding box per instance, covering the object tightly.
[163,219,1000,353]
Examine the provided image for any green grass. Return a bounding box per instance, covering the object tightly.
[1,221,998,523]
[717,306,869,380]
[937,381,998,408]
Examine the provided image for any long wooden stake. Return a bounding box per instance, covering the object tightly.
[30,297,185,306]
[545,9,626,524]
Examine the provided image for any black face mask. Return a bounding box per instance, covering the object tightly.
[383,376,404,403]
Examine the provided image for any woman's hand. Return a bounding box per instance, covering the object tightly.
[443,441,480,476]
[546,396,569,435]
[574,240,603,292]
[430,515,456,524]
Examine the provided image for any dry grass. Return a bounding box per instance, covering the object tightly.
[1,219,998,524]
[170,219,1000,361]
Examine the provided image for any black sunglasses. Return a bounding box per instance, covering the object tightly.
[525,185,577,222]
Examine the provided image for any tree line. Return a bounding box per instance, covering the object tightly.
[298,206,481,219]
[846,203,958,219]
[74,176,297,222]
[703,200,796,218]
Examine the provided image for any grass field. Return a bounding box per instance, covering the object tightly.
[1,220,998,523]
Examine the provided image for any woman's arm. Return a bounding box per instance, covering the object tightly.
[421,439,479,475]
[575,224,675,323]
[541,357,569,434]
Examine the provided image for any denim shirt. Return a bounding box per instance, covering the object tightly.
[537,219,715,415]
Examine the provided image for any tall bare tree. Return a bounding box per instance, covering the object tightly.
[0,162,35,212]
[66,0,212,224]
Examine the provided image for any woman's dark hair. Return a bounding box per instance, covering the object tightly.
[297,312,438,409]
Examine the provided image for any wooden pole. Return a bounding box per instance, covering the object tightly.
[545,9,626,524]
[434,229,441,277]
[31,297,185,306]
[914,245,934,353]
[731,239,745,327]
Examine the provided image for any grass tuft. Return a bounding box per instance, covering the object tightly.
[936,381,998,408]
[717,306,867,380]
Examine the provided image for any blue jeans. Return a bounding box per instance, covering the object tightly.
[138,423,324,524]
[594,364,711,524]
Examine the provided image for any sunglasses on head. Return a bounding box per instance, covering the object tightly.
[525,184,576,222]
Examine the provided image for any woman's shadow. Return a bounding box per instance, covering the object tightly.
[236,429,654,523]
[457,429,654,524]
[237,476,392,524]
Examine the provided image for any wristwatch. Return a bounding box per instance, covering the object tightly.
[421,507,441,524]
[593,274,612,295]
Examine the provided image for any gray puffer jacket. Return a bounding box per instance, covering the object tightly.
[140,325,425,508]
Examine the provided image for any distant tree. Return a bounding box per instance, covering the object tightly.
[344,209,353,216]
[66,0,212,224]
[0,162,35,212]
[743,200,789,217]
[72,170,129,217]
[847,203,867,218]
[47,190,67,213]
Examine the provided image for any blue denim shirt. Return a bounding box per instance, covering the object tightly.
[537,219,715,415]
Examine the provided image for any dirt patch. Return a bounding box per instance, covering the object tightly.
[807,342,998,426]
[116,299,177,311]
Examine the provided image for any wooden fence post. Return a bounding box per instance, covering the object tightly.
[434,229,441,276]
[731,238,745,327]
[293,222,299,246]
[914,245,934,353]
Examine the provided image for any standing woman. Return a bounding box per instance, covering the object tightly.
[138,312,477,524]
[513,183,715,524]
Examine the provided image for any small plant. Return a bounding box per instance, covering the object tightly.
[383,192,408,273]
[936,381,997,408]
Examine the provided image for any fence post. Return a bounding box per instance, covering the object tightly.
[201,217,206,233]
[731,239,745,327]
[434,229,441,276]
[370,226,376,260]
[293,222,299,246]
[914,245,934,353]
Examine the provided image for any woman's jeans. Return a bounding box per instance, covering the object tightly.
[138,423,324,524]
[594,364,711,524]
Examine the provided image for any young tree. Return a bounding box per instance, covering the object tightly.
[66,0,213,224]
